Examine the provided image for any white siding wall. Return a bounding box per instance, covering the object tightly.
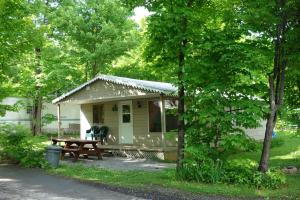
[0,97,80,132]
[0,97,31,127]
[80,104,93,139]
[244,120,267,140]
[103,101,119,144]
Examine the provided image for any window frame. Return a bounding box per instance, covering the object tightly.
[147,99,162,133]
[147,98,179,133]
[92,104,104,125]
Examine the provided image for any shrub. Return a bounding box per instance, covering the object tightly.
[178,145,286,189]
[178,145,224,183]
[222,159,286,189]
[0,124,47,168]
[220,133,259,153]
[0,124,29,162]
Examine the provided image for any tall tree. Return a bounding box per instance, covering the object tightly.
[53,0,139,79]
[105,19,173,82]
[245,0,300,172]
[184,0,270,148]
[15,0,84,135]
[126,0,217,170]
[0,0,32,115]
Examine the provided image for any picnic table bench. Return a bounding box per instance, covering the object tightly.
[52,138,103,161]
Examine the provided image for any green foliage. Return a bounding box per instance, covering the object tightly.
[223,160,286,189]
[178,145,285,189]
[42,113,57,127]
[220,133,259,153]
[178,145,223,183]
[279,108,300,131]
[52,0,139,77]
[0,0,33,115]
[0,124,47,168]
[165,131,177,141]
[271,137,285,149]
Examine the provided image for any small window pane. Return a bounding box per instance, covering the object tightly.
[122,105,130,113]
[123,114,131,123]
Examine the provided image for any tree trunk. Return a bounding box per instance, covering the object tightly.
[258,111,277,172]
[176,0,193,171]
[214,124,221,148]
[92,61,97,77]
[258,0,287,172]
[258,77,277,172]
[31,47,42,136]
[31,97,42,136]
[177,57,185,170]
[85,63,89,81]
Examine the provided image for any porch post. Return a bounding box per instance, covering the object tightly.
[160,95,166,148]
[57,104,62,138]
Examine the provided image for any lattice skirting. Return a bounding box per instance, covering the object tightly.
[107,149,165,160]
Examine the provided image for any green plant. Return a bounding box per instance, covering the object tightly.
[42,113,57,127]
[165,131,177,141]
[0,124,29,162]
[271,137,285,148]
[220,133,259,153]
[223,159,286,189]
[0,124,48,168]
[178,145,286,189]
[178,145,224,183]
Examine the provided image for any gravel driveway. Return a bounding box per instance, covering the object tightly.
[0,164,144,200]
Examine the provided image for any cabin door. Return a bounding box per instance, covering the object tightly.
[118,101,133,144]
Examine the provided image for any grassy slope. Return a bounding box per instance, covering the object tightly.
[228,131,300,198]
[47,131,300,199]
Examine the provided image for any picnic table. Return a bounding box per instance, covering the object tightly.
[52,138,102,161]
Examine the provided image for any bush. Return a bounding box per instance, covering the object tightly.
[0,124,47,168]
[220,133,259,152]
[178,145,224,183]
[178,145,286,189]
[223,159,286,188]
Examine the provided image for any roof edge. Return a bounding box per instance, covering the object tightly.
[52,75,177,104]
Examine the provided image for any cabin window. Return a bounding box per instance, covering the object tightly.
[93,104,104,124]
[148,101,161,132]
[122,104,131,123]
[165,99,178,132]
[148,100,178,132]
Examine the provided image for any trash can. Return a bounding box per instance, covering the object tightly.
[46,145,63,168]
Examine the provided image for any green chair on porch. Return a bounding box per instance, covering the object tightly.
[94,126,109,145]
[85,126,108,144]
[85,126,101,140]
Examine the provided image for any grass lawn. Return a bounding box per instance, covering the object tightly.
[47,131,300,199]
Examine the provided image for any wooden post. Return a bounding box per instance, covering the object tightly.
[57,104,62,138]
[160,95,166,148]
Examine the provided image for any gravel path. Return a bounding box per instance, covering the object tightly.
[61,156,176,171]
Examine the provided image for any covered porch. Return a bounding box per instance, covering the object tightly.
[52,75,179,156]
